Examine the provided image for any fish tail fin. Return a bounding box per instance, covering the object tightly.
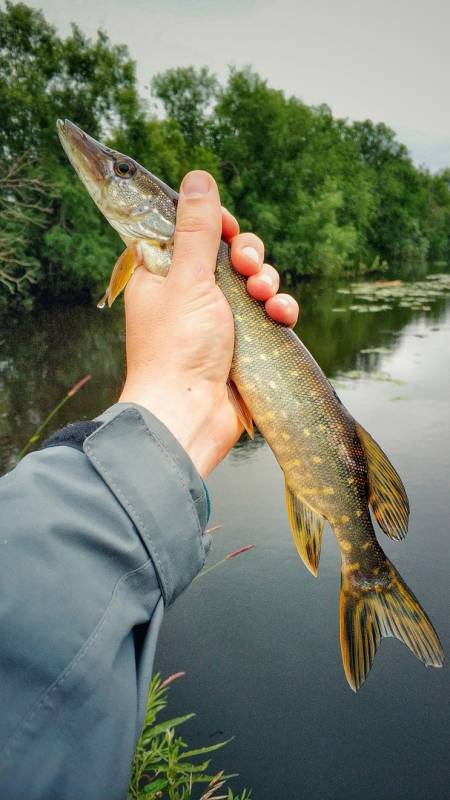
[340,553,444,691]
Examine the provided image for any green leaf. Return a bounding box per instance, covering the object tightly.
[183,738,233,758]
[142,777,168,793]
[142,713,195,741]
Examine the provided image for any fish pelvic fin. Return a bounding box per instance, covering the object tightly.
[355,422,409,541]
[97,244,141,309]
[340,554,444,692]
[227,379,254,439]
[285,483,325,576]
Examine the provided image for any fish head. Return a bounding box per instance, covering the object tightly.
[56,119,177,246]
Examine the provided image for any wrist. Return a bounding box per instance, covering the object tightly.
[119,377,224,478]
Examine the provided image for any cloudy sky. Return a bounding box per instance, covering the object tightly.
[26,0,449,171]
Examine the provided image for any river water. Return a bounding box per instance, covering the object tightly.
[0,277,449,799]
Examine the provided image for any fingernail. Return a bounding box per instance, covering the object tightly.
[276,296,290,310]
[243,246,259,264]
[258,274,274,288]
[181,171,211,197]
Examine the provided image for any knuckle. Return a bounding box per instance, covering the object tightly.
[176,214,220,236]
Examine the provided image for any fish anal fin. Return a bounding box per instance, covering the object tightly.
[340,556,444,692]
[355,422,409,541]
[227,380,254,438]
[97,244,141,309]
[285,483,325,576]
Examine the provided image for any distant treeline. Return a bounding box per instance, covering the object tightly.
[1,1,449,309]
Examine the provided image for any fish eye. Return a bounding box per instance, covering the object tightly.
[114,159,136,178]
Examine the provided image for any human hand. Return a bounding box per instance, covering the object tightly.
[119,170,299,477]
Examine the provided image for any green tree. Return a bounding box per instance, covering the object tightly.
[0,1,141,303]
[346,121,430,266]
[152,66,219,149]
[0,3,449,309]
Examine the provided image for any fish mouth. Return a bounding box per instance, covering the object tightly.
[57,119,114,203]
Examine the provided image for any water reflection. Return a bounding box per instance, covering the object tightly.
[155,299,449,800]
[1,278,450,473]
[0,279,449,799]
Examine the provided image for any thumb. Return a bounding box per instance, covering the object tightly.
[169,171,222,289]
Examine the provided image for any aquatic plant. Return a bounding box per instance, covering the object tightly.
[193,544,256,582]
[332,274,450,314]
[16,373,91,460]
[128,672,252,800]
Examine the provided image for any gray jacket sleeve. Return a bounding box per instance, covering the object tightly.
[0,402,211,800]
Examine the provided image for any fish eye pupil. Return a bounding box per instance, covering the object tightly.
[115,160,134,177]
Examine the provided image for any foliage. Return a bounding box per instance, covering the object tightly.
[0,2,449,309]
[128,674,251,800]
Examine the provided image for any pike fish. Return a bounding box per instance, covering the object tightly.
[57,119,444,690]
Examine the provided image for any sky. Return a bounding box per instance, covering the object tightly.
[24,0,449,171]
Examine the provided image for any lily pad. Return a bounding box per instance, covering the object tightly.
[360,347,390,354]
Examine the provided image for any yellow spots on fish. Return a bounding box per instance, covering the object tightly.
[235,314,243,322]
[244,335,252,343]
[259,353,267,361]
[290,370,299,377]
[303,428,310,437]
[362,541,371,550]
[372,566,380,575]
[375,584,383,593]
[272,348,280,356]
[343,561,360,573]
[340,514,350,524]
[303,487,318,497]
[347,477,354,485]
[309,390,318,398]
[281,432,291,441]
[268,381,277,390]
[323,487,335,495]
[356,509,363,518]
[340,540,353,553]
[328,516,336,524]
[319,424,326,431]
[241,356,252,364]
[312,455,322,464]
[284,458,301,469]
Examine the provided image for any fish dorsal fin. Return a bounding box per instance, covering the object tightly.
[285,482,325,576]
[227,380,254,439]
[355,422,409,541]
[97,244,141,308]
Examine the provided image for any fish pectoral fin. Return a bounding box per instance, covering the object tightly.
[340,555,444,692]
[355,422,409,541]
[97,244,142,309]
[227,380,254,438]
[285,483,325,576]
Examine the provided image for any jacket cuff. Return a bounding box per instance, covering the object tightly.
[83,403,211,605]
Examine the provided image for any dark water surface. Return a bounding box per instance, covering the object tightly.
[1,279,449,799]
